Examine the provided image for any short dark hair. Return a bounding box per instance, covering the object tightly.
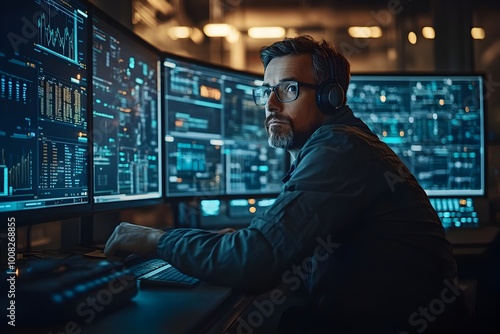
[259,35,350,97]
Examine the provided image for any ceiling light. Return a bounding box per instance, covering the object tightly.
[471,27,485,40]
[348,26,382,38]
[370,26,382,38]
[168,26,192,40]
[225,28,241,44]
[190,28,204,44]
[408,31,417,44]
[203,23,234,37]
[422,27,435,39]
[247,27,286,39]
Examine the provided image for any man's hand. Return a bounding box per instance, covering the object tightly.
[104,222,166,261]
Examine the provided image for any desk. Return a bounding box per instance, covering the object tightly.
[9,277,253,334]
[82,283,250,334]
[9,226,498,334]
[446,225,499,246]
[446,225,500,257]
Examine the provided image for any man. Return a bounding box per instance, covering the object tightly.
[105,35,471,333]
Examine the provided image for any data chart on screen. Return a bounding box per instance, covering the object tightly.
[0,0,90,220]
[164,56,286,198]
[92,12,162,206]
[348,75,485,197]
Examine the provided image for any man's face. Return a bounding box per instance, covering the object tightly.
[263,54,326,151]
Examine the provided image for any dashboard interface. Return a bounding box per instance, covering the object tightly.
[164,57,287,198]
[349,75,485,197]
[0,0,90,217]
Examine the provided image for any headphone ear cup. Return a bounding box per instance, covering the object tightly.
[316,80,345,114]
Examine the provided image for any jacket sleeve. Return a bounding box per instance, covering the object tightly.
[157,127,387,292]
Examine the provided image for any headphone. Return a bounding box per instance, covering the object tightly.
[316,54,345,114]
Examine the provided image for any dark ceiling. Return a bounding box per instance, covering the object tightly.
[181,0,500,28]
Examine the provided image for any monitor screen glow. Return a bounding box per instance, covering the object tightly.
[163,56,287,198]
[0,0,91,225]
[92,12,162,208]
[348,74,486,197]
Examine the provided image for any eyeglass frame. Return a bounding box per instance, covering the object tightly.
[252,80,318,106]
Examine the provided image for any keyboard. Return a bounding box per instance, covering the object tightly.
[13,258,138,325]
[430,197,480,229]
[127,258,200,288]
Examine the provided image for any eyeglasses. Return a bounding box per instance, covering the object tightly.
[252,80,318,106]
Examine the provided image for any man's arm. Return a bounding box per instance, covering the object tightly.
[104,223,235,261]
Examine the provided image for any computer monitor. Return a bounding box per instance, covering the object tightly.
[0,0,91,226]
[163,55,287,199]
[348,74,486,228]
[91,8,163,211]
[196,197,277,230]
[222,70,286,196]
[348,74,486,197]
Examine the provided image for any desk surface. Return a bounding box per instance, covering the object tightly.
[82,283,242,334]
[445,225,499,246]
[445,225,499,257]
[10,279,250,334]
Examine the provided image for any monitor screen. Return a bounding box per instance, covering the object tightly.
[196,197,277,229]
[222,72,286,195]
[348,74,486,197]
[0,0,91,225]
[92,10,162,209]
[163,56,287,198]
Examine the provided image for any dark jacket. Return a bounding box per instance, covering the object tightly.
[158,106,471,333]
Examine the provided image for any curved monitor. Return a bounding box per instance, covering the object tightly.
[348,74,486,197]
[91,7,163,211]
[0,0,91,226]
[163,55,287,199]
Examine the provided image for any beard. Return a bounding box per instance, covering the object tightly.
[265,114,295,149]
[268,129,294,149]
